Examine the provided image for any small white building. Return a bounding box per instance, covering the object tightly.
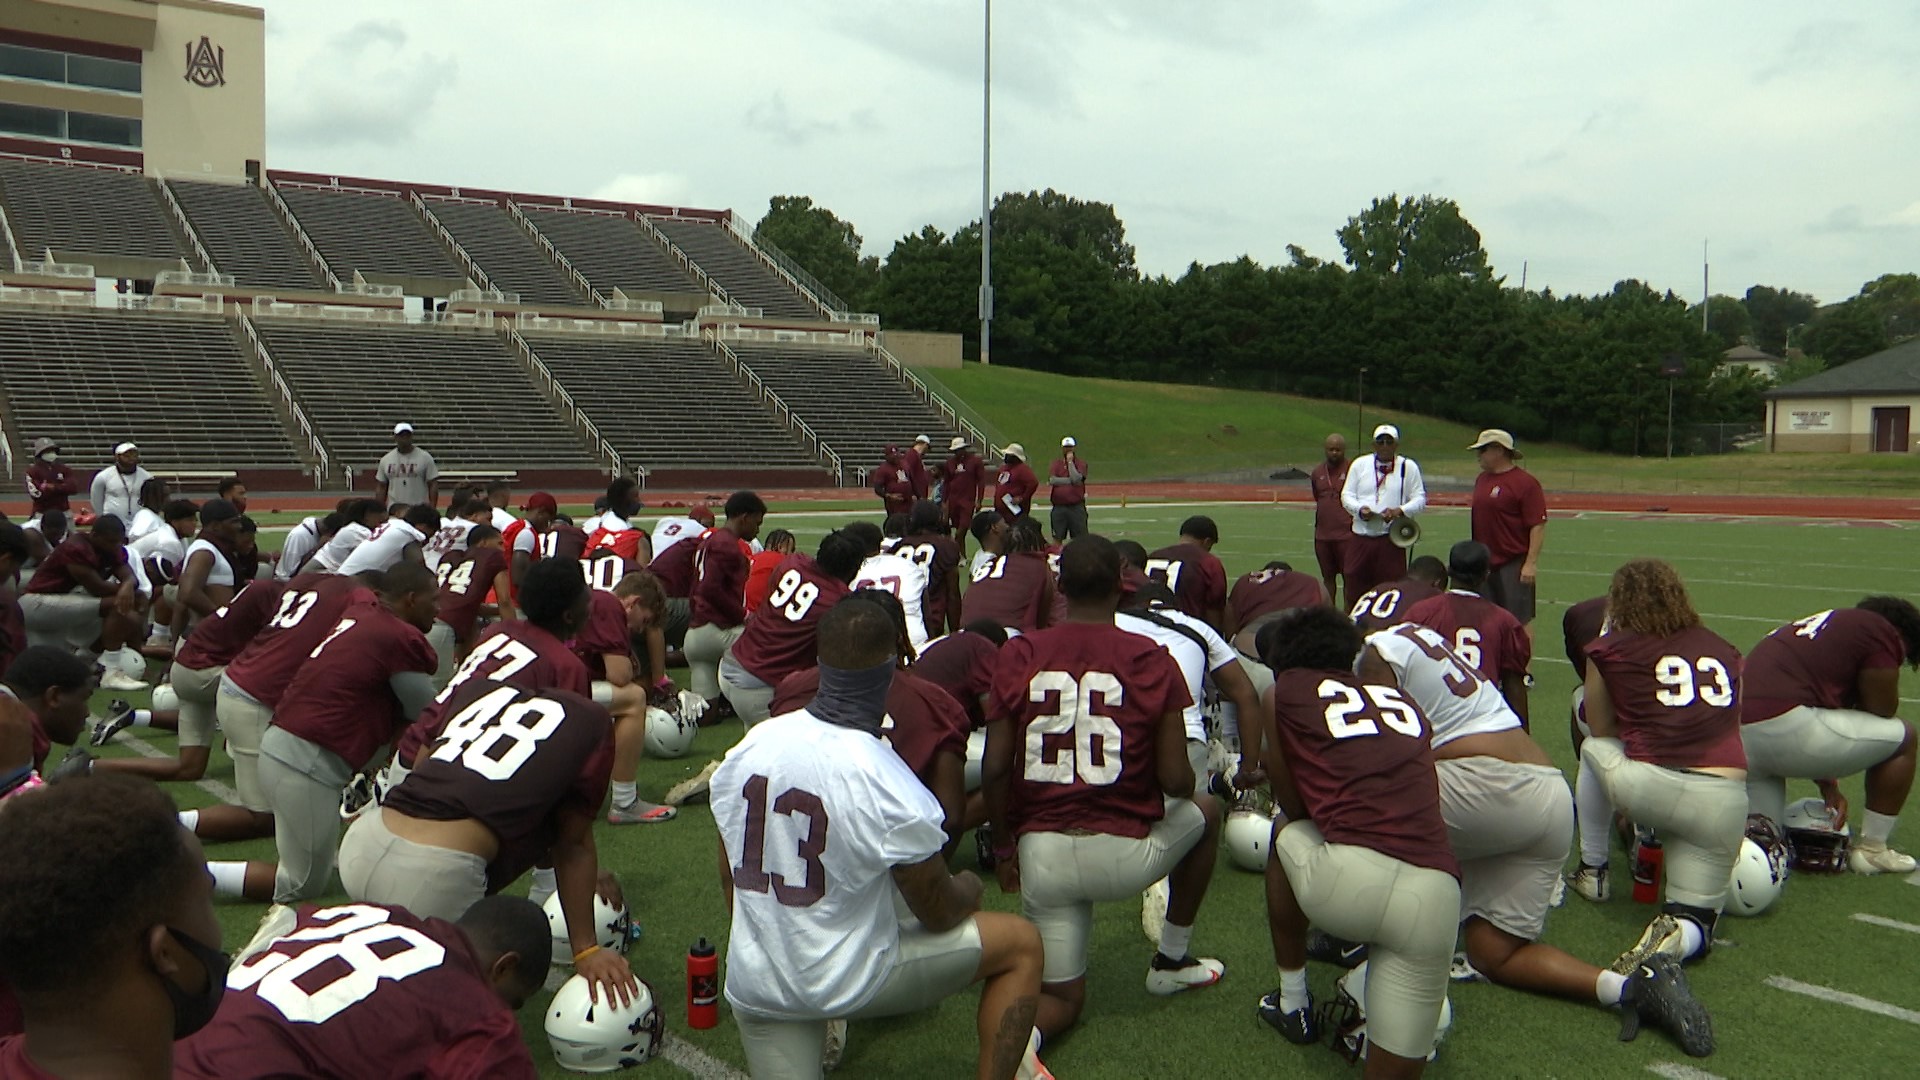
[1717,345,1784,380]
[1763,338,1920,452]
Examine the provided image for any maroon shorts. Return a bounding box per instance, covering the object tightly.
[1314,538,1350,600]
[946,501,977,535]
[1341,535,1406,601]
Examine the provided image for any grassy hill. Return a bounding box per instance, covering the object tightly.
[919,363,1920,496]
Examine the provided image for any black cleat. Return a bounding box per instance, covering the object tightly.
[1258,988,1319,1045]
[1620,954,1715,1058]
[47,748,96,783]
[1305,928,1369,968]
[974,823,997,871]
[89,699,135,746]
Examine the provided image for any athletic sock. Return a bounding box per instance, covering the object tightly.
[611,780,638,809]
[1675,918,1705,960]
[208,861,249,898]
[528,867,557,907]
[1158,922,1193,963]
[178,809,201,831]
[1575,757,1613,866]
[1277,966,1310,1013]
[1596,970,1627,1005]
[1863,810,1898,845]
[132,709,153,728]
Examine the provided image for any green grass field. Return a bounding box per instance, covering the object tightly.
[920,363,1920,498]
[82,501,1920,1079]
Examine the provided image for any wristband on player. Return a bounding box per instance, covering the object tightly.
[574,945,602,964]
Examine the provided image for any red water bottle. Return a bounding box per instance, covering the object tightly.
[1631,834,1663,904]
[687,938,718,1029]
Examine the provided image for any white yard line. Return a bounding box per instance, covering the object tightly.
[1765,976,1920,1025]
[1646,1062,1727,1080]
[1851,913,1920,936]
[117,732,242,803]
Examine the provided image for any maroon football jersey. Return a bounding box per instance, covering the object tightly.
[647,530,702,597]
[772,667,969,783]
[272,599,438,770]
[385,681,613,892]
[1146,542,1228,623]
[913,631,1000,729]
[730,554,853,685]
[435,545,507,644]
[690,528,752,629]
[569,590,635,682]
[175,904,534,1080]
[960,552,1054,632]
[1229,568,1328,631]
[1562,596,1608,678]
[1403,590,1531,682]
[988,623,1191,840]
[1269,668,1458,877]
[1742,607,1907,722]
[175,580,287,671]
[1586,626,1746,769]
[223,574,374,708]
[23,534,127,594]
[896,532,963,636]
[539,523,588,564]
[1348,578,1441,631]
[399,621,593,765]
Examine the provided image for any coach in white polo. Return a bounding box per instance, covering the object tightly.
[375,423,439,511]
[1339,423,1426,602]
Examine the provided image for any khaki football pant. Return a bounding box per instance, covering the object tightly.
[1437,756,1573,941]
[168,662,224,749]
[1741,705,1909,825]
[1578,738,1746,911]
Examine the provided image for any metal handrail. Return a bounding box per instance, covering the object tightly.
[736,219,847,317]
[501,319,626,477]
[413,194,493,293]
[155,268,236,289]
[873,338,993,452]
[635,214,735,309]
[154,177,218,274]
[0,198,20,271]
[238,312,331,485]
[262,178,342,291]
[704,328,844,483]
[507,199,606,307]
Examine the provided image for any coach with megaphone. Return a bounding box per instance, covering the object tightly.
[1339,424,1428,601]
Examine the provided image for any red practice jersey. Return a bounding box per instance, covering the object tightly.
[175,580,287,671]
[1586,626,1746,770]
[989,623,1191,840]
[1743,607,1908,723]
[223,573,374,708]
[772,667,969,784]
[1229,567,1328,631]
[435,545,507,644]
[570,590,636,682]
[1348,578,1441,632]
[1404,590,1531,683]
[1269,668,1458,877]
[1146,542,1228,624]
[399,621,592,765]
[730,554,852,686]
[272,599,438,770]
[175,904,535,1080]
[744,549,786,611]
[960,552,1054,632]
[912,631,1000,729]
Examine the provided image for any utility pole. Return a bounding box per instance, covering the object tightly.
[1357,367,1367,440]
[1701,239,1709,334]
[979,0,993,366]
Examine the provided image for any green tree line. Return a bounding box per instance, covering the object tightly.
[755,193,1915,455]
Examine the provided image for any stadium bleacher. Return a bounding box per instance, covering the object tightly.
[0,158,181,269]
[728,342,958,463]
[650,218,819,320]
[424,199,583,307]
[273,186,464,288]
[168,179,325,292]
[0,308,304,472]
[520,207,705,300]
[251,319,601,474]
[522,333,819,473]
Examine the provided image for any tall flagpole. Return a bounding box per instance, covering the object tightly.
[980,0,993,366]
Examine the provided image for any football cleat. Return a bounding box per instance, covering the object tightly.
[1258,988,1320,1045]
[1014,1028,1054,1080]
[664,759,720,806]
[1305,928,1369,969]
[974,822,997,872]
[1619,954,1714,1058]
[1847,842,1917,875]
[237,904,299,963]
[1567,862,1611,903]
[606,799,677,825]
[89,699,135,746]
[1141,878,1169,945]
[821,1018,847,1072]
[338,772,387,821]
[1146,952,1225,996]
[45,748,95,783]
[1610,913,1688,975]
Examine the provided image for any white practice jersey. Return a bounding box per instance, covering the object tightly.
[127,507,166,544]
[1117,605,1237,741]
[312,522,372,572]
[421,517,475,571]
[651,516,703,557]
[852,553,930,650]
[1364,622,1520,747]
[489,506,516,532]
[336,519,425,577]
[130,527,187,584]
[278,517,323,580]
[713,710,948,1020]
[182,537,236,588]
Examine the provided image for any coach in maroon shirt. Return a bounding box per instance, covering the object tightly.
[22,439,77,517]
[1255,604,1460,1063]
[943,438,986,550]
[1469,430,1547,627]
[874,447,914,517]
[1308,434,1352,607]
[993,443,1038,521]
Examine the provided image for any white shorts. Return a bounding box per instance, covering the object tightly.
[1437,756,1573,941]
[214,681,274,813]
[1579,738,1745,911]
[1741,706,1909,824]
[338,808,490,922]
[426,619,458,690]
[19,591,104,650]
[1571,685,1589,740]
[1019,797,1206,983]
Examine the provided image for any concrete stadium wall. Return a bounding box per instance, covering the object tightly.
[142,0,265,178]
[880,330,961,368]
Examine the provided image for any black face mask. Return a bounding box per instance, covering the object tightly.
[157,926,230,1039]
[810,658,897,735]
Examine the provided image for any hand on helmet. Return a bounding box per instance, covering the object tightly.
[577,947,639,1008]
[677,690,709,725]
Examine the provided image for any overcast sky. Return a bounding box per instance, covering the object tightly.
[251,0,1918,304]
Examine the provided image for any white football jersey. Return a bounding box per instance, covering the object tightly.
[278,517,323,580]
[421,517,474,571]
[713,710,947,1021]
[312,521,371,572]
[852,553,930,650]
[1117,605,1238,741]
[651,516,703,557]
[1364,622,1520,747]
[336,519,426,577]
[127,506,166,544]
[968,550,996,581]
[130,527,187,584]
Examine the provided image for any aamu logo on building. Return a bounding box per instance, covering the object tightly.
[185,35,225,87]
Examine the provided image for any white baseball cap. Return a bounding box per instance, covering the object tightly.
[914,434,930,445]
[113,441,138,456]
[1061,436,1076,447]
[1372,424,1399,442]
[393,422,414,435]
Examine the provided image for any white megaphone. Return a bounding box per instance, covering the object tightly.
[1389,515,1421,550]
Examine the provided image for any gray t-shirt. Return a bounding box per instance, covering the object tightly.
[376,447,439,507]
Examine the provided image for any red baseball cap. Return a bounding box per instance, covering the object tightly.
[690,505,716,525]
[522,492,558,513]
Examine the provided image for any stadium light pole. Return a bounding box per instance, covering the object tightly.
[980,0,993,366]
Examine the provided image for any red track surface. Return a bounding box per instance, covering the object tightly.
[12,484,1915,520]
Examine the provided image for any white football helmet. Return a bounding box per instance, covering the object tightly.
[644,706,696,759]
[544,889,633,966]
[1725,837,1788,916]
[545,974,663,1073]
[1223,808,1275,873]
[151,684,179,712]
[1325,959,1452,1063]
